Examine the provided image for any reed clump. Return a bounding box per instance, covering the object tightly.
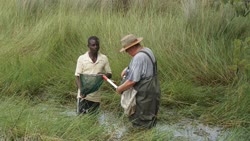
[0,0,249,140]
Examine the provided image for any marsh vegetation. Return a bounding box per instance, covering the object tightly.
[0,0,250,140]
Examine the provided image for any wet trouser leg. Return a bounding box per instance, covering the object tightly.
[129,114,157,129]
[79,99,100,114]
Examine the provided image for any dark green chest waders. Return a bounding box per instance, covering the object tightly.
[129,51,161,129]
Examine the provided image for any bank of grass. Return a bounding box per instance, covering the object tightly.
[0,96,107,140]
[0,0,250,140]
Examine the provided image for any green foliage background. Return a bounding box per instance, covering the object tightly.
[0,0,250,140]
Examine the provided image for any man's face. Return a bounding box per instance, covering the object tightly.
[125,46,135,57]
[88,39,99,54]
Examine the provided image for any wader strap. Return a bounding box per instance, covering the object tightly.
[138,50,157,75]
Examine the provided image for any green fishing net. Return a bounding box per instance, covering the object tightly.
[79,74,104,97]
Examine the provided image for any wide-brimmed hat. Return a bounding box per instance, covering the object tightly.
[120,34,143,52]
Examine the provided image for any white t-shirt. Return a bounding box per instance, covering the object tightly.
[75,52,112,102]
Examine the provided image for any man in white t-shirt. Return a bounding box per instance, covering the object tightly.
[75,36,112,114]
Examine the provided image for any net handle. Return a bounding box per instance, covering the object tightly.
[102,75,118,89]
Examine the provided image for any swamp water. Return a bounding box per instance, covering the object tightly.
[63,110,229,141]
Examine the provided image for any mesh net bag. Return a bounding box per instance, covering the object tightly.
[79,74,104,97]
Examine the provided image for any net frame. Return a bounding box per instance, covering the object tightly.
[79,74,104,97]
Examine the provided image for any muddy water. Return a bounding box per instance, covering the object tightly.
[62,110,228,141]
[98,112,127,140]
[156,119,225,141]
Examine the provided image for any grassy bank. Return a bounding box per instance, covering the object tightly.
[0,0,250,140]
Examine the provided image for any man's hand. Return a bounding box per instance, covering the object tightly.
[116,86,123,95]
[98,72,112,79]
[79,93,86,98]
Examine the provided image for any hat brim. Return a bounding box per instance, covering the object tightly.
[120,37,143,52]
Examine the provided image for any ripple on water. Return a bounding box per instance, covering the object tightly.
[156,118,226,141]
[99,112,127,140]
[61,110,228,141]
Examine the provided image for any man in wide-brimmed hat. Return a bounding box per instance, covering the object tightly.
[116,34,161,129]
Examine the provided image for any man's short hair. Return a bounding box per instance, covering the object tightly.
[88,36,99,45]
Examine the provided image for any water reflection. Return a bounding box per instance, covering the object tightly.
[98,112,229,141]
[62,110,228,141]
[156,118,225,141]
[99,112,127,140]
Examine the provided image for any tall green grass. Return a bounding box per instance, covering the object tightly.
[0,0,250,140]
[0,96,108,140]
